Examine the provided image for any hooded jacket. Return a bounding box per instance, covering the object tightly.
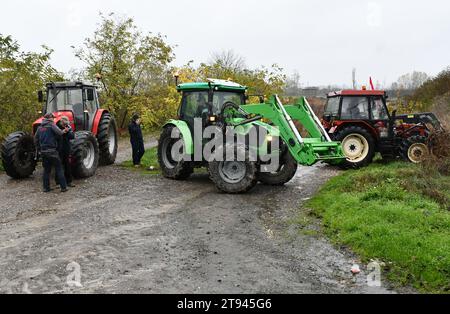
[35,118,64,154]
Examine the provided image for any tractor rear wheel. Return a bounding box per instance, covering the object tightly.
[158,125,193,180]
[400,135,429,164]
[97,113,118,165]
[1,132,37,179]
[71,131,99,179]
[258,150,298,186]
[334,126,375,169]
[208,144,258,194]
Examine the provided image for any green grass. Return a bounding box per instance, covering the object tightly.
[303,161,450,293]
[120,147,161,175]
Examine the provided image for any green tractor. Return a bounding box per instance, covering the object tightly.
[158,79,345,193]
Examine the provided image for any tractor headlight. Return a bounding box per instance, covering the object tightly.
[266,135,273,142]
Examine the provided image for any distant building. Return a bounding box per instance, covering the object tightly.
[301,87,320,98]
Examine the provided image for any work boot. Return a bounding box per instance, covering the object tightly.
[68,183,76,188]
[43,188,53,193]
[61,188,68,193]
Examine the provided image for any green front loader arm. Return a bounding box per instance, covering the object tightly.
[242,95,345,166]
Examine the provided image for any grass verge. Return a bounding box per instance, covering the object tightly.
[302,161,450,293]
[120,147,161,175]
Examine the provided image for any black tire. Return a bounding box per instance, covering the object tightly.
[97,113,118,165]
[1,132,37,179]
[334,126,376,169]
[208,144,258,194]
[158,125,193,180]
[400,135,429,164]
[258,150,298,186]
[71,131,99,179]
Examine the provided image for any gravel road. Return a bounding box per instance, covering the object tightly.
[0,137,396,294]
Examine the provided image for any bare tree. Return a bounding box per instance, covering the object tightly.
[209,50,246,72]
[395,71,429,90]
[285,71,302,96]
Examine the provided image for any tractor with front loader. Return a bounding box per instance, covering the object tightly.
[322,89,443,169]
[158,79,346,194]
[1,81,118,179]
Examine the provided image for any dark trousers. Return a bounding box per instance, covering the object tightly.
[56,152,72,185]
[131,140,145,165]
[42,152,67,191]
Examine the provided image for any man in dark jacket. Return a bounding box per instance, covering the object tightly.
[56,116,75,188]
[35,113,68,193]
[128,114,145,167]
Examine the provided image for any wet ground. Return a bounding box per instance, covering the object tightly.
[0,138,397,294]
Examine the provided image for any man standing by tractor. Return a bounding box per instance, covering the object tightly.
[129,114,145,167]
[35,113,68,193]
[56,116,76,188]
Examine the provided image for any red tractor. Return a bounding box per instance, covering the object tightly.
[1,82,118,179]
[322,89,442,169]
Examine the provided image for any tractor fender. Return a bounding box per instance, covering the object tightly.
[332,121,379,140]
[91,109,108,136]
[32,118,44,135]
[163,120,194,155]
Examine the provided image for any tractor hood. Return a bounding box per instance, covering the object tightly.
[32,111,75,135]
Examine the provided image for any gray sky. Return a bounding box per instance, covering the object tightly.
[1,0,449,87]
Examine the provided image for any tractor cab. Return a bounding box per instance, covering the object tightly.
[36,82,100,133]
[323,90,392,139]
[176,79,247,131]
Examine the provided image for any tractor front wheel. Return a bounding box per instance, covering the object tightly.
[158,125,193,180]
[208,144,258,194]
[1,132,37,179]
[334,126,376,169]
[71,131,99,179]
[400,135,429,164]
[258,150,298,186]
[97,113,118,165]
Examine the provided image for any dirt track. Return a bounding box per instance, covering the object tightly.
[0,138,396,294]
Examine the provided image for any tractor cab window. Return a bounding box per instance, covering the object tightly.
[324,97,340,116]
[212,92,245,116]
[340,97,370,120]
[84,88,97,114]
[46,88,83,114]
[181,92,209,120]
[371,96,389,120]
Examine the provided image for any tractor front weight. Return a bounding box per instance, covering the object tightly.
[242,96,345,166]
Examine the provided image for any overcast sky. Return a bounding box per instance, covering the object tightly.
[1,0,449,87]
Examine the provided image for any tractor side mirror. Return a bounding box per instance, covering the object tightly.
[323,114,332,122]
[86,89,95,102]
[38,91,44,103]
[259,96,265,104]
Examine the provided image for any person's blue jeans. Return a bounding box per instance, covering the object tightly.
[42,152,67,191]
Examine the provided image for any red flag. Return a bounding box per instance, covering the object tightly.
[370,77,375,90]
